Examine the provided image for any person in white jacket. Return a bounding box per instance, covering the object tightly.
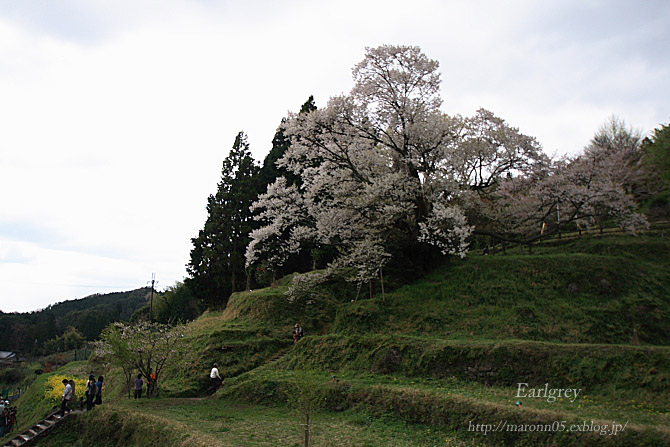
[210,363,222,392]
[60,379,73,416]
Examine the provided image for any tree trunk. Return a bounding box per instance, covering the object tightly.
[303,415,311,447]
[379,267,385,301]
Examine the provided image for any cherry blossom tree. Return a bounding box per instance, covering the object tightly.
[245,177,313,281]
[249,45,645,284]
[250,46,467,285]
[480,119,649,245]
[453,108,548,191]
[95,322,185,398]
[247,45,551,284]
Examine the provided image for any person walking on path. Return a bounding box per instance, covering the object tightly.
[210,363,222,393]
[85,375,97,411]
[60,379,73,417]
[95,376,104,405]
[134,374,144,399]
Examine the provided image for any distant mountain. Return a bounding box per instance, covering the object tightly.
[0,288,150,354]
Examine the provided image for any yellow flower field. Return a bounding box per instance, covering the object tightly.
[43,375,87,404]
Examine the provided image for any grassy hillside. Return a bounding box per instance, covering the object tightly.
[21,231,670,446]
[333,235,670,344]
[213,232,670,446]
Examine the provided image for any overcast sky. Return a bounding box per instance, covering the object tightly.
[1,0,668,313]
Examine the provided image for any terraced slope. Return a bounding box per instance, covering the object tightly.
[19,232,670,446]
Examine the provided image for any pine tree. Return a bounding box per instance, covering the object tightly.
[187,131,261,308]
[259,95,317,189]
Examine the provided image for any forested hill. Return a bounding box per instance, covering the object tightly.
[0,288,150,354]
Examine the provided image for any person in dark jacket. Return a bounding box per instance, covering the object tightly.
[95,376,104,405]
[293,323,304,344]
[85,375,97,411]
[0,407,8,438]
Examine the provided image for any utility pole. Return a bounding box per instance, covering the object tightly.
[148,273,157,322]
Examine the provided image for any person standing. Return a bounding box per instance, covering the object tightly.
[95,376,104,405]
[293,324,304,343]
[68,379,76,401]
[0,407,8,438]
[8,406,16,433]
[134,374,144,399]
[85,375,97,411]
[60,379,73,417]
[210,363,222,392]
[147,369,157,397]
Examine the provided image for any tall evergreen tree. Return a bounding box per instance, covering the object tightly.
[643,122,670,189]
[260,95,317,189]
[259,119,292,188]
[299,94,317,114]
[187,131,262,308]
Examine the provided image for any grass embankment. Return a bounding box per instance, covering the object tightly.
[333,234,670,344]
[281,335,670,406]
[159,317,293,397]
